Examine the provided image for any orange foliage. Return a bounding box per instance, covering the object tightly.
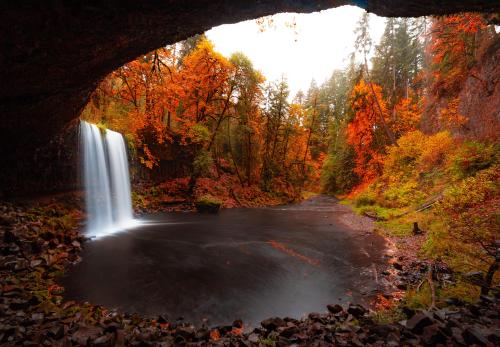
[391,97,421,136]
[429,14,487,96]
[175,39,235,145]
[209,329,220,341]
[347,80,388,183]
[438,97,468,130]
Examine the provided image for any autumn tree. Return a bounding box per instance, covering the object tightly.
[347,80,389,183]
[225,52,264,186]
[261,78,290,190]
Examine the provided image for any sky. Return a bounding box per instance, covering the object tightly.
[206,5,386,98]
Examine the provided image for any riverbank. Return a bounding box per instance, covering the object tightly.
[1,196,498,346]
[131,174,302,214]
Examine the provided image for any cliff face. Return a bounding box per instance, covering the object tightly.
[0,1,498,195]
[422,35,500,141]
[458,39,500,140]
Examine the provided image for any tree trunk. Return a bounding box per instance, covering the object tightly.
[482,258,499,295]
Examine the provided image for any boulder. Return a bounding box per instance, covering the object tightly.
[261,317,286,331]
[406,312,434,334]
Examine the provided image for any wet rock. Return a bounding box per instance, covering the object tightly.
[276,335,292,346]
[445,297,466,306]
[71,325,102,345]
[405,312,434,334]
[195,328,209,340]
[451,327,466,344]
[3,230,18,243]
[48,325,64,340]
[261,317,286,330]
[0,216,12,227]
[29,259,43,267]
[347,304,367,318]
[114,329,125,347]
[157,315,168,324]
[396,281,407,290]
[218,325,233,335]
[327,304,343,314]
[31,313,44,321]
[421,324,447,345]
[401,306,415,318]
[175,325,195,339]
[369,324,397,337]
[479,295,495,304]
[392,262,403,270]
[468,303,481,316]
[385,332,400,346]
[9,299,30,310]
[278,325,299,338]
[248,333,259,343]
[232,319,243,328]
[93,334,112,346]
[308,312,326,323]
[173,335,186,345]
[463,326,490,346]
[30,241,42,254]
[40,231,55,241]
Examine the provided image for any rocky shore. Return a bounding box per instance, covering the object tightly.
[1,199,499,346]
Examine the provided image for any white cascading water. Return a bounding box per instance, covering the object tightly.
[106,129,134,228]
[80,121,135,238]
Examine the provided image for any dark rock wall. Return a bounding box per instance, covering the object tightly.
[0,1,498,195]
[458,38,500,140]
[0,121,81,198]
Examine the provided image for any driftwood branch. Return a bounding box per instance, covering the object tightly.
[416,264,437,311]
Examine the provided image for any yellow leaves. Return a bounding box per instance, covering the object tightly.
[140,144,157,169]
[418,131,454,171]
[392,97,421,136]
[382,130,454,180]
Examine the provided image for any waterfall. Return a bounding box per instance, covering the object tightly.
[80,121,135,238]
[106,129,134,227]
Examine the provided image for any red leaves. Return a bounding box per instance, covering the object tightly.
[347,80,388,183]
[267,240,320,267]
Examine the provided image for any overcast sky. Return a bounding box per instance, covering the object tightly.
[206,5,386,98]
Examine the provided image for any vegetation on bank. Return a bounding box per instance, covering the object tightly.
[316,13,499,309]
[82,37,325,208]
[79,11,498,309]
[345,131,498,307]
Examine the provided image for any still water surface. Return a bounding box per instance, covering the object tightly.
[61,196,387,326]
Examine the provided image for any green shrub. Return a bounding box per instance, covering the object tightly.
[193,149,213,177]
[425,166,499,291]
[321,145,359,194]
[382,180,426,207]
[195,194,222,213]
[354,190,376,207]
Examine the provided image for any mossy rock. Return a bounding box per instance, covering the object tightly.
[195,195,222,213]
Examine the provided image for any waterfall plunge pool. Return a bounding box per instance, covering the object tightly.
[61,195,388,327]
